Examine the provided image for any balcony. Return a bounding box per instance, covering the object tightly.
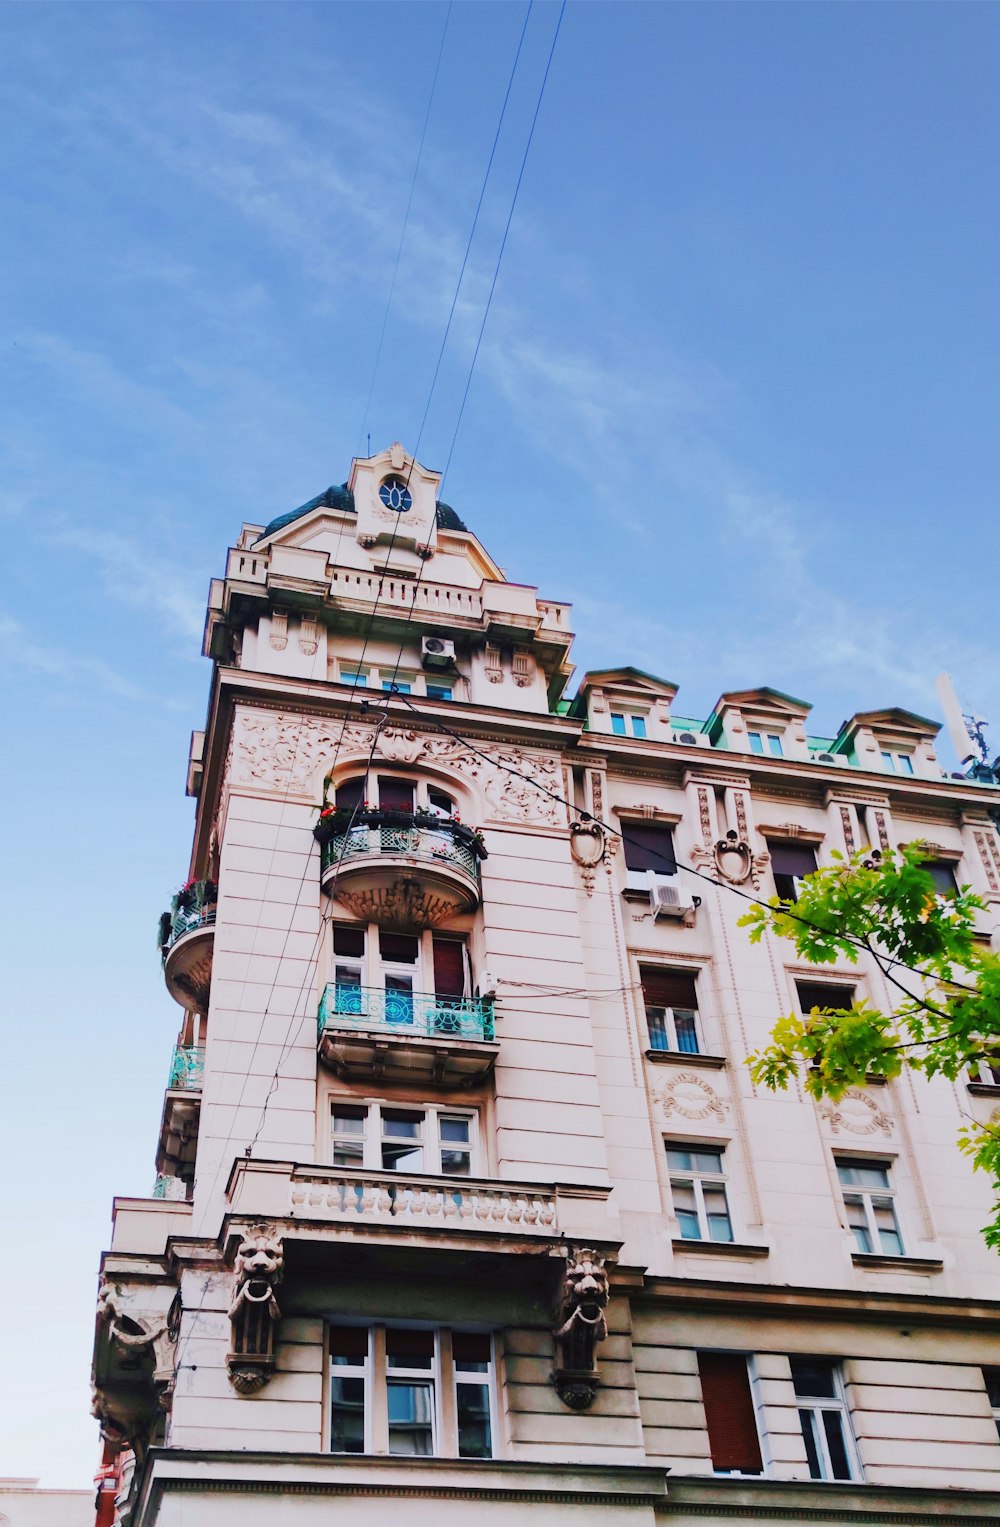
[315,809,484,928]
[167,1044,205,1091]
[158,880,217,1009]
[318,983,498,1086]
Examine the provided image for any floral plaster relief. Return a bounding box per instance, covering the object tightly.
[657,1072,728,1123]
[818,1088,893,1137]
[229,709,565,827]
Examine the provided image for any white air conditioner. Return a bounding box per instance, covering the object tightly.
[476,970,498,1000]
[421,635,457,669]
[650,881,697,921]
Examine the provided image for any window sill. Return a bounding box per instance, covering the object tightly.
[645,1050,726,1070]
[851,1252,943,1273]
[967,1082,1000,1096]
[672,1238,770,1259]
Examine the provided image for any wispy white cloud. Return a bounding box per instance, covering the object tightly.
[42,525,205,642]
[0,612,149,700]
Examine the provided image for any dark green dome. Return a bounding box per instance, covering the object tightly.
[256,483,468,543]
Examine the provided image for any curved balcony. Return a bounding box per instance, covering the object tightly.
[315,809,484,928]
[158,881,216,1009]
[318,982,498,1086]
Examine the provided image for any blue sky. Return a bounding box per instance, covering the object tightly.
[3,0,1000,1486]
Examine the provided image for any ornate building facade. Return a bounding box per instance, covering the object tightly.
[92,445,1000,1527]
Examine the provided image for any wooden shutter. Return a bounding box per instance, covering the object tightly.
[697,1352,763,1474]
[378,776,415,811]
[432,937,466,998]
[623,822,676,874]
[769,842,816,877]
[640,966,698,1009]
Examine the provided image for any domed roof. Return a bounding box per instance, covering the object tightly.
[255,484,468,543]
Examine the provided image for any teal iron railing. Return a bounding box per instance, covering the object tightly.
[152,1174,191,1201]
[158,879,217,962]
[319,983,495,1043]
[168,1044,205,1090]
[317,814,482,885]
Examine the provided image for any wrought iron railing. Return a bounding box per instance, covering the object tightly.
[168,1045,205,1090]
[319,982,495,1043]
[315,811,483,885]
[158,880,217,961]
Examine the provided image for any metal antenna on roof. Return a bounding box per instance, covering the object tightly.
[935,672,997,783]
[367,432,371,458]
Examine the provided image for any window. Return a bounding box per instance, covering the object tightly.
[791,1357,858,1481]
[972,1055,1000,1087]
[328,1326,495,1458]
[334,774,457,818]
[667,1144,733,1242]
[425,683,453,701]
[983,1369,1000,1442]
[921,858,958,896]
[330,1102,475,1176]
[623,821,676,878]
[329,925,470,1009]
[795,980,855,1017]
[770,841,817,902]
[749,731,784,758]
[610,712,647,739]
[880,749,914,775]
[382,679,412,694]
[836,1158,904,1256]
[641,966,701,1054]
[697,1352,763,1476]
[340,668,368,688]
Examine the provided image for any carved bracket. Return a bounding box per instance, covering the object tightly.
[569,820,607,898]
[228,1226,284,1394]
[552,1248,609,1410]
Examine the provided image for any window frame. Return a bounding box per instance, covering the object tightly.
[330,1099,479,1177]
[621,819,678,883]
[697,1350,765,1477]
[640,964,703,1055]
[880,748,915,775]
[666,1142,735,1244]
[330,923,471,1004]
[327,1325,497,1460]
[610,710,648,739]
[748,730,784,758]
[983,1368,1000,1443]
[337,662,459,700]
[790,1357,861,1482]
[835,1156,906,1257]
[770,841,818,903]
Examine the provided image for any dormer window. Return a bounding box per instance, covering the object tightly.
[749,731,783,758]
[611,712,647,739]
[881,749,914,775]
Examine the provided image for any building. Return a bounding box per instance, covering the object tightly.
[92,444,1000,1527]
[0,1479,92,1527]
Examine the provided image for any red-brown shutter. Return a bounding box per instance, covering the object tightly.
[378,776,415,811]
[697,1352,763,1474]
[432,936,466,998]
[622,822,676,874]
[640,966,698,1009]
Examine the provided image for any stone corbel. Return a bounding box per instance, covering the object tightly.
[552,1247,609,1410]
[228,1226,284,1394]
[268,610,288,651]
[485,644,503,684]
[512,648,532,688]
[298,616,318,657]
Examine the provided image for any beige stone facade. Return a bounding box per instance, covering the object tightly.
[93,445,1000,1525]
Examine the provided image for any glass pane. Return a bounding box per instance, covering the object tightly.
[428,788,453,816]
[692,1149,724,1174]
[333,1138,365,1168]
[676,1209,703,1240]
[457,1382,492,1458]
[704,1186,733,1242]
[610,714,626,736]
[837,1160,889,1190]
[799,1408,822,1480]
[631,715,647,738]
[791,1357,837,1399]
[441,1148,471,1176]
[334,925,366,957]
[332,1110,366,1135]
[334,973,363,1011]
[380,930,419,963]
[386,1328,435,1368]
[341,671,367,687]
[843,1195,873,1252]
[383,1112,421,1139]
[881,751,893,770]
[674,1009,700,1053]
[387,1380,434,1455]
[384,979,414,1025]
[330,1375,366,1453]
[749,732,764,754]
[426,685,452,700]
[330,1326,368,1364]
[767,734,784,757]
[383,1142,424,1172]
[382,680,411,693]
[666,1147,694,1172]
[898,754,914,774]
[646,1008,669,1051]
[822,1408,852,1480]
[440,1117,470,1143]
[984,1369,1000,1409]
[453,1334,491,1370]
[873,1199,904,1256]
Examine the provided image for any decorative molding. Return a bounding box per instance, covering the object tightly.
[569,820,607,898]
[269,610,288,651]
[839,805,856,854]
[336,881,467,929]
[228,710,565,827]
[298,616,318,657]
[485,644,503,684]
[228,1226,284,1394]
[974,828,1000,893]
[512,648,532,688]
[817,1087,893,1137]
[691,829,769,890]
[657,1071,728,1123]
[552,1249,609,1410]
[873,809,891,850]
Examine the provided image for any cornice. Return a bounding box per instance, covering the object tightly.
[636,1273,1000,1328]
[665,1476,1000,1523]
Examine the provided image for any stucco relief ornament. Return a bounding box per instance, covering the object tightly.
[228,1226,284,1394]
[552,1248,610,1410]
[691,829,769,889]
[658,1072,728,1123]
[569,819,607,897]
[96,1283,180,1414]
[817,1088,893,1137]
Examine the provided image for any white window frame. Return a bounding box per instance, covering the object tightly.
[836,1157,905,1256]
[610,710,648,739]
[749,730,784,758]
[331,924,471,1003]
[790,1357,862,1482]
[880,748,914,775]
[983,1368,1000,1443]
[666,1143,734,1243]
[339,665,369,688]
[645,1001,702,1055]
[330,1101,478,1177]
[328,1326,497,1459]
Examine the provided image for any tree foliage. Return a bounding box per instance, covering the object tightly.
[742,844,1000,1248]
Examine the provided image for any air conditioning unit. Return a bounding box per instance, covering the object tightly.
[421,635,457,670]
[815,752,836,764]
[476,970,498,1000]
[650,881,697,921]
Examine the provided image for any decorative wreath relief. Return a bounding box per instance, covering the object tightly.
[818,1088,893,1138]
[658,1073,728,1123]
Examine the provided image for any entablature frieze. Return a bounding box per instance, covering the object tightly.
[634,1274,1000,1328]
